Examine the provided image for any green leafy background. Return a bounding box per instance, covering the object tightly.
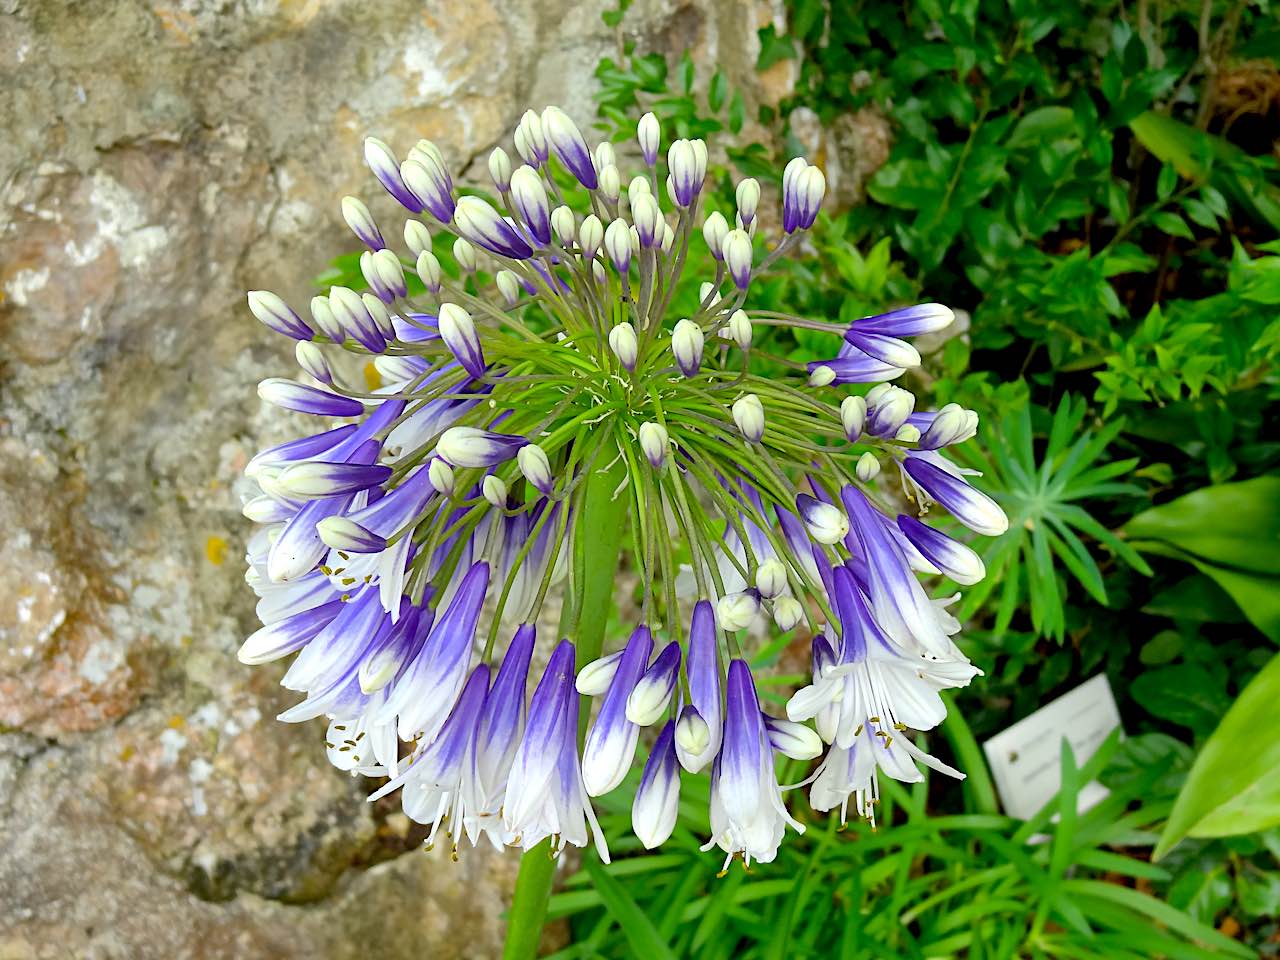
[322,1,1278,955]
[551,0,1280,954]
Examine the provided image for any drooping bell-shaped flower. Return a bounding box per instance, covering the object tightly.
[463,623,535,849]
[378,561,490,742]
[632,721,680,849]
[582,626,653,796]
[702,660,804,869]
[505,640,610,861]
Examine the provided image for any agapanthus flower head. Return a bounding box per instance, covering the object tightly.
[238,103,1007,869]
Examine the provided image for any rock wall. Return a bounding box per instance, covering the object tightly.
[0,2,793,957]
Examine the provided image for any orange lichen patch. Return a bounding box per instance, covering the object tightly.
[205,535,228,565]
[167,714,186,729]
[119,744,136,762]
[364,361,383,392]
[152,6,197,45]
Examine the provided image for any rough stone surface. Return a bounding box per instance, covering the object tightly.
[0,1,803,957]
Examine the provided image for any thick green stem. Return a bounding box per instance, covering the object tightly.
[502,437,628,960]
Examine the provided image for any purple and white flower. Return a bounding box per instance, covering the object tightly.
[237,102,1008,876]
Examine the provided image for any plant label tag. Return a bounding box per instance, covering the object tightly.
[982,673,1122,821]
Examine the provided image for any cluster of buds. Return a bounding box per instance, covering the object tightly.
[240,104,1007,869]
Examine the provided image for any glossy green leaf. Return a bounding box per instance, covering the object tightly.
[1131,110,1280,231]
[1006,106,1076,148]
[1125,477,1280,640]
[1155,650,1280,858]
[1131,663,1229,729]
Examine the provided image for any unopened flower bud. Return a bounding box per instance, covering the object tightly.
[488,146,512,192]
[328,285,385,352]
[408,138,445,169]
[671,318,704,377]
[667,139,706,207]
[495,270,520,306]
[428,457,456,496]
[342,196,384,250]
[437,426,528,468]
[895,423,921,443]
[702,211,729,261]
[515,109,548,166]
[856,452,881,482]
[295,341,332,384]
[637,112,661,166]
[400,154,455,223]
[735,178,760,225]
[597,164,620,203]
[481,473,508,507]
[797,494,849,544]
[403,219,432,258]
[308,295,344,342]
[241,495,292,524]
[594,141,616,172]
[542,105,597,188]
[365,248,407,301]
[550,205,576,246]
[609,322,638,370]
[638,422,668,468]
[248,290,312,340]
[732,393,765,442]
[276,459,389,498]
[721,229,752,290]
[364,137,418,212]
[510,165,551,245]
[453,237,478,274]
[630,194,660,249]
[626,642,681,725]
[918,403,978,449]
[866,384,915,436]
[783,159,826,233]
[755,558,787,599]
[898,513,987,585]
[808,365,836,387]
[795,166,826,230]
[700,282,717,305]
[627,175,651,209]
[361,293,395,339]
[727,309,752,350]
[416,251,442,293]
[604,218,632,274]
[315,516,387,554]
[772,595,804,631]
[517,443,555,495]
[716,591,760,631]
[841,396,867,440]
[765,716,823,760]
[437,302,485,378]
[579,214,603,258]
[453,195,532,259]
[674,706,709,755]
[660,223,675,253]
[576,650,623,696]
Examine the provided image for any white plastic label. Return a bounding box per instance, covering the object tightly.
[982,673,1122,820]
